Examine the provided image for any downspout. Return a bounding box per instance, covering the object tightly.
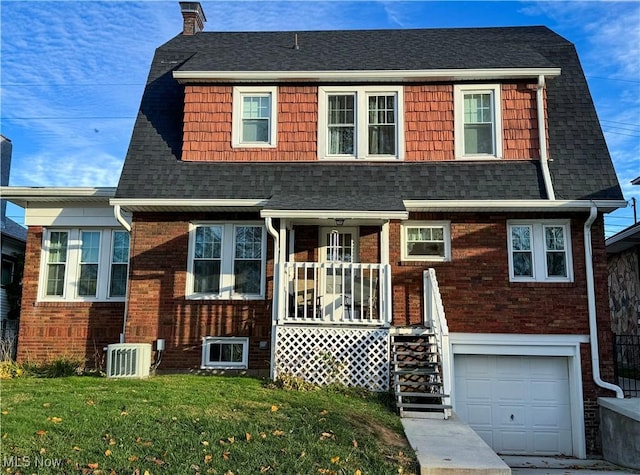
[537,75,556,200]
[265,217,279,380]
[584,205,624,398]
[114,205,131,343]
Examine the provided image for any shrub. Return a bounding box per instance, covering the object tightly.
[35,355,85,378]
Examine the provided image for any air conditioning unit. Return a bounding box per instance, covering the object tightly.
[106,343,152,378]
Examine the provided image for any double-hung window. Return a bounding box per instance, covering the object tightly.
[507,221,572,282]
[401,222,451,262]
[187,223,266,299]
[319,86,404,160]
[454,84,502,159]
[232,86,277,147]
[41,229,130,300]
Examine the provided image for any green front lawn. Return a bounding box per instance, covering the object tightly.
[0,375,416,474]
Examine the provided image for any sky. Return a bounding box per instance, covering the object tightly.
[1,0,639,238]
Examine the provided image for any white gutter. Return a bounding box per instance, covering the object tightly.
[173,67,562,83]
[584,205,624,398]
[110,198,268,211]
[537,75,555,200]
[113,205,132,343]
[261,209,409,220]
[113,205,132,232]
[404,199,628,212]
[264,217,279,380]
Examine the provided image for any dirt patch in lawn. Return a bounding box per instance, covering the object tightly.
[346,413,410,449]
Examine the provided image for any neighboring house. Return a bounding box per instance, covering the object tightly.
[607,177,640,336]
[1,2,629,458]
[0,136,27,345]
[606,178,639,395]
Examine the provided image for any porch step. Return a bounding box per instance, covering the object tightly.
[394,350,438,357]
[397,391,449,398]
[395,380,443,388]
[394,368,440,375]
[398,403,453,410]
[391,340,436,347]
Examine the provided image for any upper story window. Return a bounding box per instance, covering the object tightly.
[507,221,573,283]
[40,228,130,301]
[187,222,266,300]
[232,86,278,147]
[401,221,451,262]
[454,84,502,159]
[318,86,404,160]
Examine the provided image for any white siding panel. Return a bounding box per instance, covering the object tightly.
[25,205,120,227]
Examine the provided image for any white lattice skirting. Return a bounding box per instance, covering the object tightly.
[274,325,390,391]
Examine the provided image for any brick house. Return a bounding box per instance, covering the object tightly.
[2,2,628,458]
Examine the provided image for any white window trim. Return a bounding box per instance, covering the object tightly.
[201,336,249,369]
[38,228,129,302]
[401,221,451,262]
[507,220,573,283]
[232,86,278,148]
[454,84,503,160]
[318,85,404,161]
[186,222,267,300]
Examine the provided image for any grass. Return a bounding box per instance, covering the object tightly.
[0,375,417,474]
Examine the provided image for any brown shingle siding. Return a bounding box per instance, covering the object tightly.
[404,85,455,161]
[181,83,546,162]
[182,85,317,161]
[502,83,541,159]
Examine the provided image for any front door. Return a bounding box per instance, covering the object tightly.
[320,227,359,320]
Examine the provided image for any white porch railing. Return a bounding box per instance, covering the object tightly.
[282,262,391,326]
[424,268,452,418]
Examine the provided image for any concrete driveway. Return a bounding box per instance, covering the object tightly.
[504,456,640,474]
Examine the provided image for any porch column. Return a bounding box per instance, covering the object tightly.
[277,219,288,324]
[381,220,390,264]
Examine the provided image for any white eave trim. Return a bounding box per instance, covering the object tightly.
[0,186,116,207]
[403,199,628,213]
[173,68,562,83]
[260,209,409,220]
[110,198,269,212]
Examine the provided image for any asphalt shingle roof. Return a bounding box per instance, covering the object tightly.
[116,26,623,207]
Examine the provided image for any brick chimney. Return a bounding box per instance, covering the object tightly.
[180,2,206,35]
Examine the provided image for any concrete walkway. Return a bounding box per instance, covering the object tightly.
[402,414,511,474]
[401,415,639,475]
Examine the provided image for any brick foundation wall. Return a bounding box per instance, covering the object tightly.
[16,227,124,368]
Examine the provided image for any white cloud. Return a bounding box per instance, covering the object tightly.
[13,150,123,188]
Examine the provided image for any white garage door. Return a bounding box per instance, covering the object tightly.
[454,355,573,456]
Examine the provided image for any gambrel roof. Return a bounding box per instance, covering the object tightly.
[116,26,623,211]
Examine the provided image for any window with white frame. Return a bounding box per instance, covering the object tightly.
[318,86,404,160]
[201,336,249,369]
[187,223,266,299]
[401,222,451,261]
[40,228,130,301]
[232,86,278,147]
[454,84,502,159]
[507,221,572,282]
